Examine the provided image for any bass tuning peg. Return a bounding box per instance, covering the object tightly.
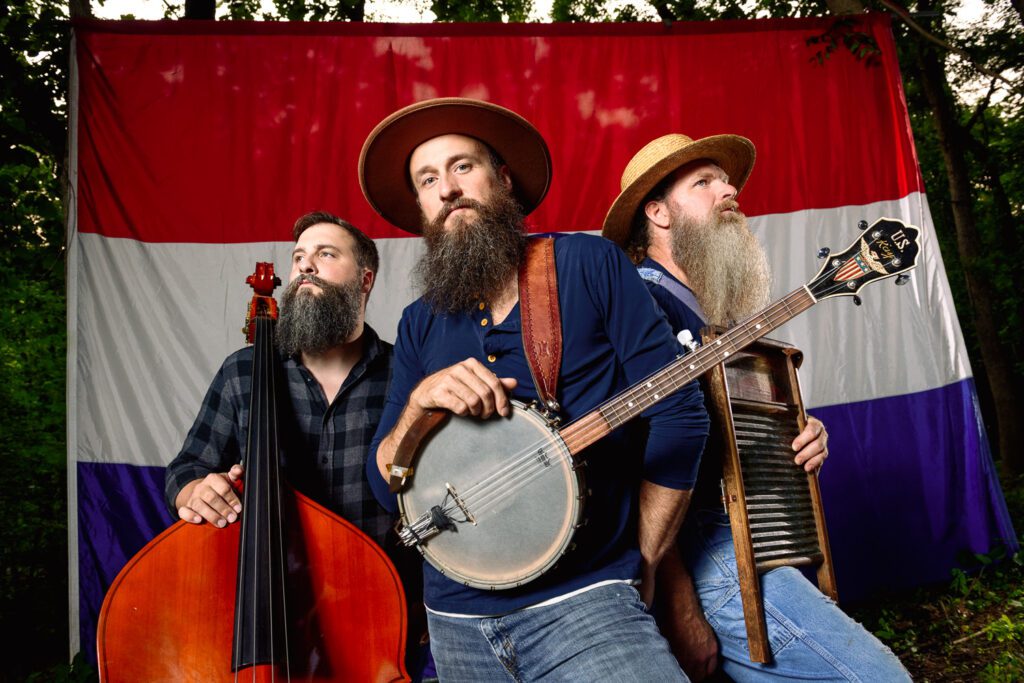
[858,220,868,230]
[852,295,862,306]
[817,247,830,259]
[895,274,911,286]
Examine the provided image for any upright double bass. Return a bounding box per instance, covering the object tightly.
[97,263,410,682]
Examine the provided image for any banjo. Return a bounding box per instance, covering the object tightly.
[391,218,921,590]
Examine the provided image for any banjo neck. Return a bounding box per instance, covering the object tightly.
[559,287,816,456]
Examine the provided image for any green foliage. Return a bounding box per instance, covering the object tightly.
[23,652,97,683]
[873,608,920,654]
[853,477,1024,680]
[550,0,628,23]
[0,254,67,678]
[0,2,70,680]
[805,17,882,66]
[0,183,67,680]
[432,0,531,21]
[0,0,70,170]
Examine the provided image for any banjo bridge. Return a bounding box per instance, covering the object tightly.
[445,482,477,525]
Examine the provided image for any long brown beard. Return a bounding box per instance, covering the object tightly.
[669,202,772,328]
[416,184,526,314]
[275,274,363,357]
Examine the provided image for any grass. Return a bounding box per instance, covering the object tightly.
[849,475,1024,682]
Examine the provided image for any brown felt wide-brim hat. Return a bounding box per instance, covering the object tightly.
[602,133,756,247]
[358,98,552,234]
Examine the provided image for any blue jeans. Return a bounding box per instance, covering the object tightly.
[426,582,689,682]
[681,510,911,682]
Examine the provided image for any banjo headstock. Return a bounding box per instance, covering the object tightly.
[806,218,920,301]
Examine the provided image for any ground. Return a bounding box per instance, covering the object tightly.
[849,474,1024,682]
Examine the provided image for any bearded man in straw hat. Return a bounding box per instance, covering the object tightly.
[603,134,911,682]
[360,98,710,681]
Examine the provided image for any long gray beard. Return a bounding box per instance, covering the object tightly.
[275,274,362,357]
[670,203,772,328]
[416,185,526,315]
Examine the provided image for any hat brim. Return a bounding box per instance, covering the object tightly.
[359,98,552,234]
[602,135,755,246]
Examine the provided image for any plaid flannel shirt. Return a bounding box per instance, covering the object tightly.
[164,324,395,547]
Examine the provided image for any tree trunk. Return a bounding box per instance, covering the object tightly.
[913,35,1024,476]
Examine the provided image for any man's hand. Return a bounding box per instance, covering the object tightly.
[410,358,518,418]
[376,359,517,479]
[792,415,828,472]
[175,464,244,527]
[656,546,719,681]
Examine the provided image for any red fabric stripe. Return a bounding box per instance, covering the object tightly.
[75,15,922,243]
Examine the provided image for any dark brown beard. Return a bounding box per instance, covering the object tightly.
[669,202,772,328]
[415,184,526,314]
[275,274,363,357]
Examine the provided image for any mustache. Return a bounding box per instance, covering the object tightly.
[436,197,485,224]
[716,200,741,215]
[294,273,328,288]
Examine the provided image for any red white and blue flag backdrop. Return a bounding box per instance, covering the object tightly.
[70,16,1016,656]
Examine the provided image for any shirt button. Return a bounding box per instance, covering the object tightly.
[478,302,486,310]
[481,318,488,326]
[487,354,497,363]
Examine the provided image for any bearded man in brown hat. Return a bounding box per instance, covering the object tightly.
[603,134,911,682]
[360,99,710,681]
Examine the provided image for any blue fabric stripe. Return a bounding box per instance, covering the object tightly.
[812,377,1017,601]
[75,377,1017,656]
[77,462,174,662]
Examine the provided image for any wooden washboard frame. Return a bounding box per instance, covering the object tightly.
[702,331,838,664]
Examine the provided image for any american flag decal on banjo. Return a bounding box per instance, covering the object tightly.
[833,237,891,282]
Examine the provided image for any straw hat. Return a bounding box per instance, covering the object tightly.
[358,98,552,234]
[601,133,755,246]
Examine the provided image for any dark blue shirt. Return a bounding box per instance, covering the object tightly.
[368,234,708,615]
[637,257,734,514]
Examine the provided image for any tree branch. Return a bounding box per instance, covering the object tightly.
[964,79,997,131]
[877,0,1019,91]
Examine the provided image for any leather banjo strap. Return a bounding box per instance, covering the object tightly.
[518,237,563,413]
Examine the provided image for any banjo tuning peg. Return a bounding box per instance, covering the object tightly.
[817,247,830,259]
[895,274,911,286]
[852,295,862,306]
[858,220,868,230]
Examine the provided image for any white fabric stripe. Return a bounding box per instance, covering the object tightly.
[72,193,964,468]
[748,192,970,409]
[72,235,423,468]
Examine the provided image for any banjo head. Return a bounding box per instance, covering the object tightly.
[397,402,583,590]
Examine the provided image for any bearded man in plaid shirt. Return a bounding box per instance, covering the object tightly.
[164,211,395,547]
